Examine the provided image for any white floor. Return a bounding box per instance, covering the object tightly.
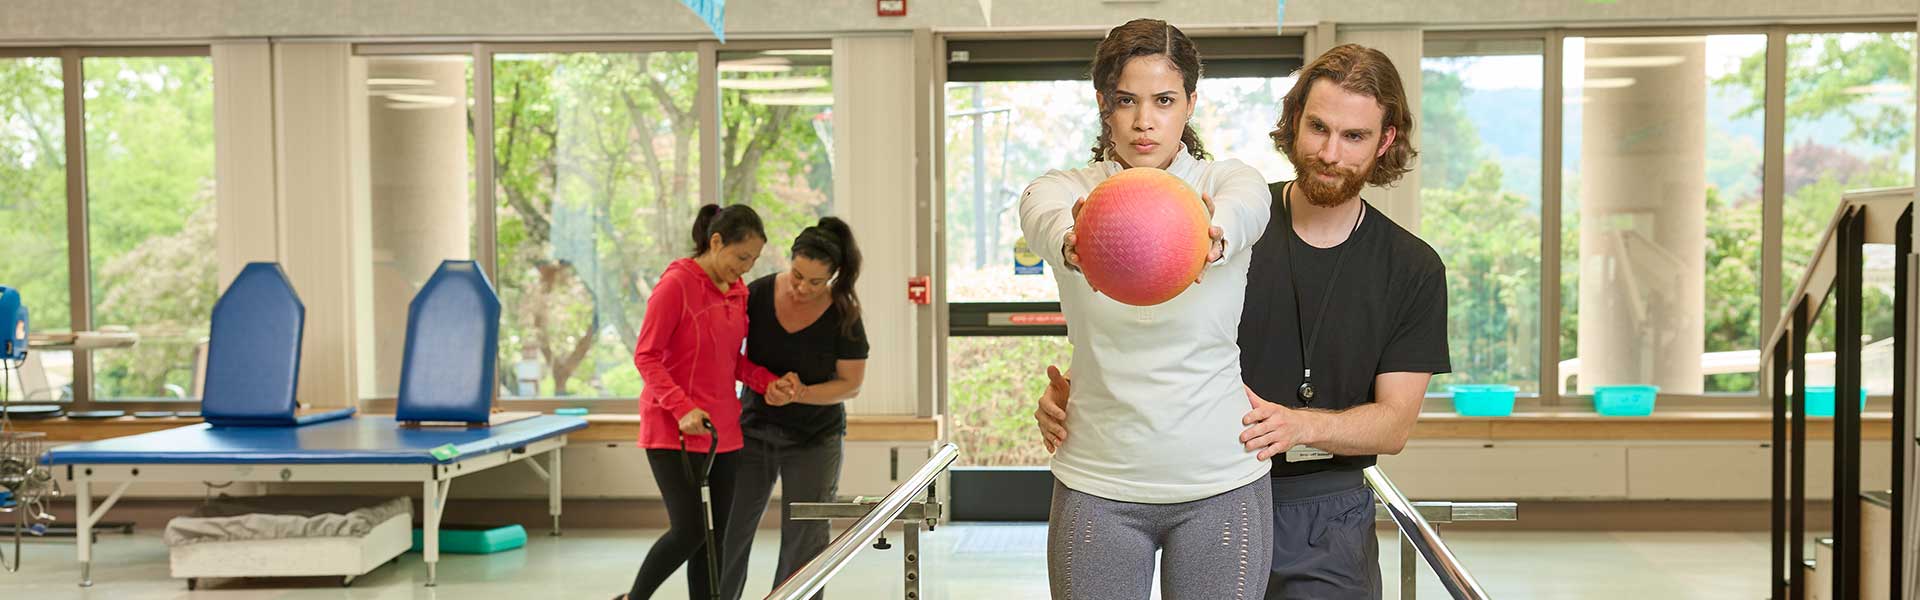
[0,523,1771,599]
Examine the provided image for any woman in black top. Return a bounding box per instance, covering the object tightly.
[718,217,868,600]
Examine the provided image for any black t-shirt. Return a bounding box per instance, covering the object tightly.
[1240,181,1452,477]
[739,274,870,445]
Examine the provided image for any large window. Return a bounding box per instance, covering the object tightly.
[718,47,837,281]
[491,50,702,399]
[1773,32,1914,393]
[361,54,477,398]
[1420,40,1545,395]
[0,49,213,406]
[458,45,838,401]
[0,56,71,401]
[1560,34,1767,396]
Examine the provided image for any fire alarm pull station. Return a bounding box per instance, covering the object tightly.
[907,276,930,305]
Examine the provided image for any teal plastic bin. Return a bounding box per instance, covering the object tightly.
[1593,385,1658,416]
[1449,385,1517,417]
[1804,386,1868,417]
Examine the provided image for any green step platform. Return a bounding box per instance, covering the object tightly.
[411,524,527,554]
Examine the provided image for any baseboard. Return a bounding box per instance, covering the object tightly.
[46,497,1831,533]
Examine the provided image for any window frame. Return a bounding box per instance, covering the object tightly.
[351,39,832,411]
[1425,22,1914,412]
[1,45,213,412]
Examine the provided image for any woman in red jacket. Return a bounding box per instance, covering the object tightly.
[624,203,797,600]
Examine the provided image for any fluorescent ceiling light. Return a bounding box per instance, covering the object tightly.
[719,77,829,91]
[1580,77,1636,89]
[763,49,832,56]
[747,93,833,106]
[719,56,793,73]
[368,77,435,87]
[384,93,458,106]
[1584,56,1685,68]
[719,64,792,73]
[1584,36,1707,46]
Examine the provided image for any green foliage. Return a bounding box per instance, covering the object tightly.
[490,51,833,397]
[1421,162,1541,392]
[76,57,216,399]
[0,57,71,331]
[946,336,1071,467]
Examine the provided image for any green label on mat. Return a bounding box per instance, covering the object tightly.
[430,444,461,461]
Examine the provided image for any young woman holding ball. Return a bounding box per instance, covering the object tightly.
[1015,18,1276,600]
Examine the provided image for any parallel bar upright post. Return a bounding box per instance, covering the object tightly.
[1774,320,1791,600]
[1793,299,1810,600]
[1892,206,1911,600]
[1838,209,1865,600]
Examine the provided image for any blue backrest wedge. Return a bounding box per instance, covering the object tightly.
[201,263,335,426]
[395,260,501,425]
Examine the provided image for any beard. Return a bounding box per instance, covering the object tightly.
[1294,155,1371,208]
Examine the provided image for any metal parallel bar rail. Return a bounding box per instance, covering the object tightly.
[1892,206,1910,600]
[1837,206,1865,600]
[1764,189,1916,600]
[765,443,958,600]
[1365,466,1493,600]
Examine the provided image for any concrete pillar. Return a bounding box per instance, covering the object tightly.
[1576,37,1707,394]
[365,56,472,397]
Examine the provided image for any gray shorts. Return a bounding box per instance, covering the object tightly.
[1047,477,1274,600]
[1267,470,1381,600]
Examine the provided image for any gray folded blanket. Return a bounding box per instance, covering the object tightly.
[163,496,412,547]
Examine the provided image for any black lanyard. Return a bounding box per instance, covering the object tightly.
[1278,181,1364,406]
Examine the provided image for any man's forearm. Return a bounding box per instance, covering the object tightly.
[1299,402,1417,456]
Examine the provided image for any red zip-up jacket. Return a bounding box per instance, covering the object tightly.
[633,257,779,453]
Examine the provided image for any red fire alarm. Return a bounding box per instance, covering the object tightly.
[907,275,930,305]
[878,0,907,17]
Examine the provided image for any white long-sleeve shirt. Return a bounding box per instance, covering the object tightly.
[1019,147,1273,504]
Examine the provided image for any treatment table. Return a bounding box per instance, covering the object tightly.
[42,414,586,586]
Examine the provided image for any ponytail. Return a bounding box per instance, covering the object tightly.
[791,217,863,336]
[689,203,767,257]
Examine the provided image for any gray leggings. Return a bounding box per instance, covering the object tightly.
[1047,477,1274,600]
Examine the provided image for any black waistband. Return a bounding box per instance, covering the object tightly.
[1270,468,1365,501]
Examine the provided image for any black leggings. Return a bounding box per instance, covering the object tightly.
[630,449,740,600]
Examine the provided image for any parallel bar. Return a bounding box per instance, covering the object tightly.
[1793,299,1810,600]
[1774,330,1791,600]
[1364,467,1490,600]
[792,500,1515,525]
[1401,532,1418,600]
[790,502,938,522]
[766,444,958,600]
[1895,206,1911,600]
[1840,209,1865,600]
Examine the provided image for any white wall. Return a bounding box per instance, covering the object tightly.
[834,35,922,416]
[5,0,1914,42]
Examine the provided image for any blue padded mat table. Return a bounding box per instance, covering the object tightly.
[46,414,584,464]
[44,415,586,587]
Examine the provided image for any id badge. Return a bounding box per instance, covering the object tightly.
[1284,445,1333,463]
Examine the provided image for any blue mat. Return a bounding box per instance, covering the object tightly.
[43,415,586,465]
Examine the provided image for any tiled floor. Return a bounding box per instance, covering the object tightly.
[0,523,1771,599]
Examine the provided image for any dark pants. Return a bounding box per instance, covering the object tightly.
[719,432,844,600]
[630,449,740,600]
[1268,471,1381,600]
